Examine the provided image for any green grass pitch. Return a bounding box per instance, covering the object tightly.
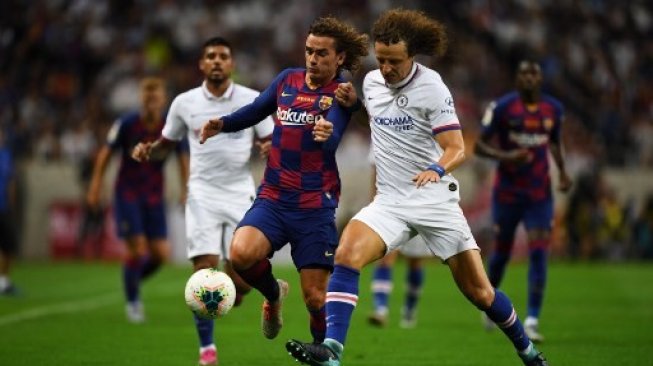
[0,261,651,365]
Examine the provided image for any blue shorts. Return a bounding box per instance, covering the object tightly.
[113,196,167,240]
[492,198,553,232]
[238,199,338,271]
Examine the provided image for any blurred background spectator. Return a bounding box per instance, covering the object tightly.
[0,0,651,261]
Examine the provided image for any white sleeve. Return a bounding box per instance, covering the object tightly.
[253,115,274,138]
[428,83,461,136]
[162,96,187,141]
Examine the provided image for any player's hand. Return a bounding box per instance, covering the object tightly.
[335,82,357,108]
[558,171,573,192]
[313,118,333,142]
[200,119,224,144]
[412,170,441,188]
[132,141,152,162]
[503,149,533,164]
[256,139,272,159]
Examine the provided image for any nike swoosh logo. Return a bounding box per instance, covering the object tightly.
[281,92,293,97]
[324,251,334,257]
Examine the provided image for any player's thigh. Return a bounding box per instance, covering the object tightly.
[113,196,145,239]
[492,200,524,241]
[412,202,479,261]
[234,199,288,260]
[336,221,388,270]
[288,207,338,271]
[523,199,554,237]
[446,248,494,306]
[349,201,412,261]
[143,201,167,241]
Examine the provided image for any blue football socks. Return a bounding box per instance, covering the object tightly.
[484,289,530,351]
[325,265,360,346]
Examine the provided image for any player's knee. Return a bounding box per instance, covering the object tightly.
[150,247,169,263]
[303,288,326,310]
[334,244,358,267]
[467,286,495,309]
[229,246,256,270]
[192,255,218,272]
[334,241,370,269]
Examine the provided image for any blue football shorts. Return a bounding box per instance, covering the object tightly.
[492,197,554,232]
[113,195,167,240]
[237,198,338,271]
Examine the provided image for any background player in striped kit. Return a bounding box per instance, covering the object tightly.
[475,60,572,343]
[87,77,189,323]
[287,9,548,366]
[367,156,430,329]
[132,37,274,366]
[199,17,367,348]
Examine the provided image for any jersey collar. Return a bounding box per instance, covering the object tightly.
[386,62,418,90]
[202,80,235,101]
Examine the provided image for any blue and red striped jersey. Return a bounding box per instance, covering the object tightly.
[221,68,352,209]
[108,112,175,204]
[480,91,564,203]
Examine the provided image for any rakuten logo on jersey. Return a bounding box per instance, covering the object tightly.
[508,132,549,147]
[373,115,415,131]
[277,107,324,126]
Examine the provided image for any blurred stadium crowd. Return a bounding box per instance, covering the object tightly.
[0,0,651,260]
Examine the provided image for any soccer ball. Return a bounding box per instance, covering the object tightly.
[184,268,236,319]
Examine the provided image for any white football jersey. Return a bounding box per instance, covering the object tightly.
[163,81,274,201]
[363,62,461,203]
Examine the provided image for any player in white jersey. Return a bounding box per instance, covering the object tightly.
[132,37,273,366]
[287,9,548,366]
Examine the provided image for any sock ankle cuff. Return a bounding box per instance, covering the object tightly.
[334,264,360,276]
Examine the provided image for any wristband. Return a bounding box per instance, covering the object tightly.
[427,163,446,177]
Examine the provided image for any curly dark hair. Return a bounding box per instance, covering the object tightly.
[308,17,369,73]
[372,9,447,58]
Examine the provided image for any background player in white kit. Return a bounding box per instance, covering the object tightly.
[287,9,548,366]
[132,37,273,366]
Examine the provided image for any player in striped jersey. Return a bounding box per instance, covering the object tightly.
[199,17,367,346]
[287,9,548,366]
[475,60,572,343]
[87,77,189,324]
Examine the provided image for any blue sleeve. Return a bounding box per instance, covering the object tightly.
[221,70,290,132]
[175,136,190,154]
[321,103,351,151]
[549,98,564,144]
